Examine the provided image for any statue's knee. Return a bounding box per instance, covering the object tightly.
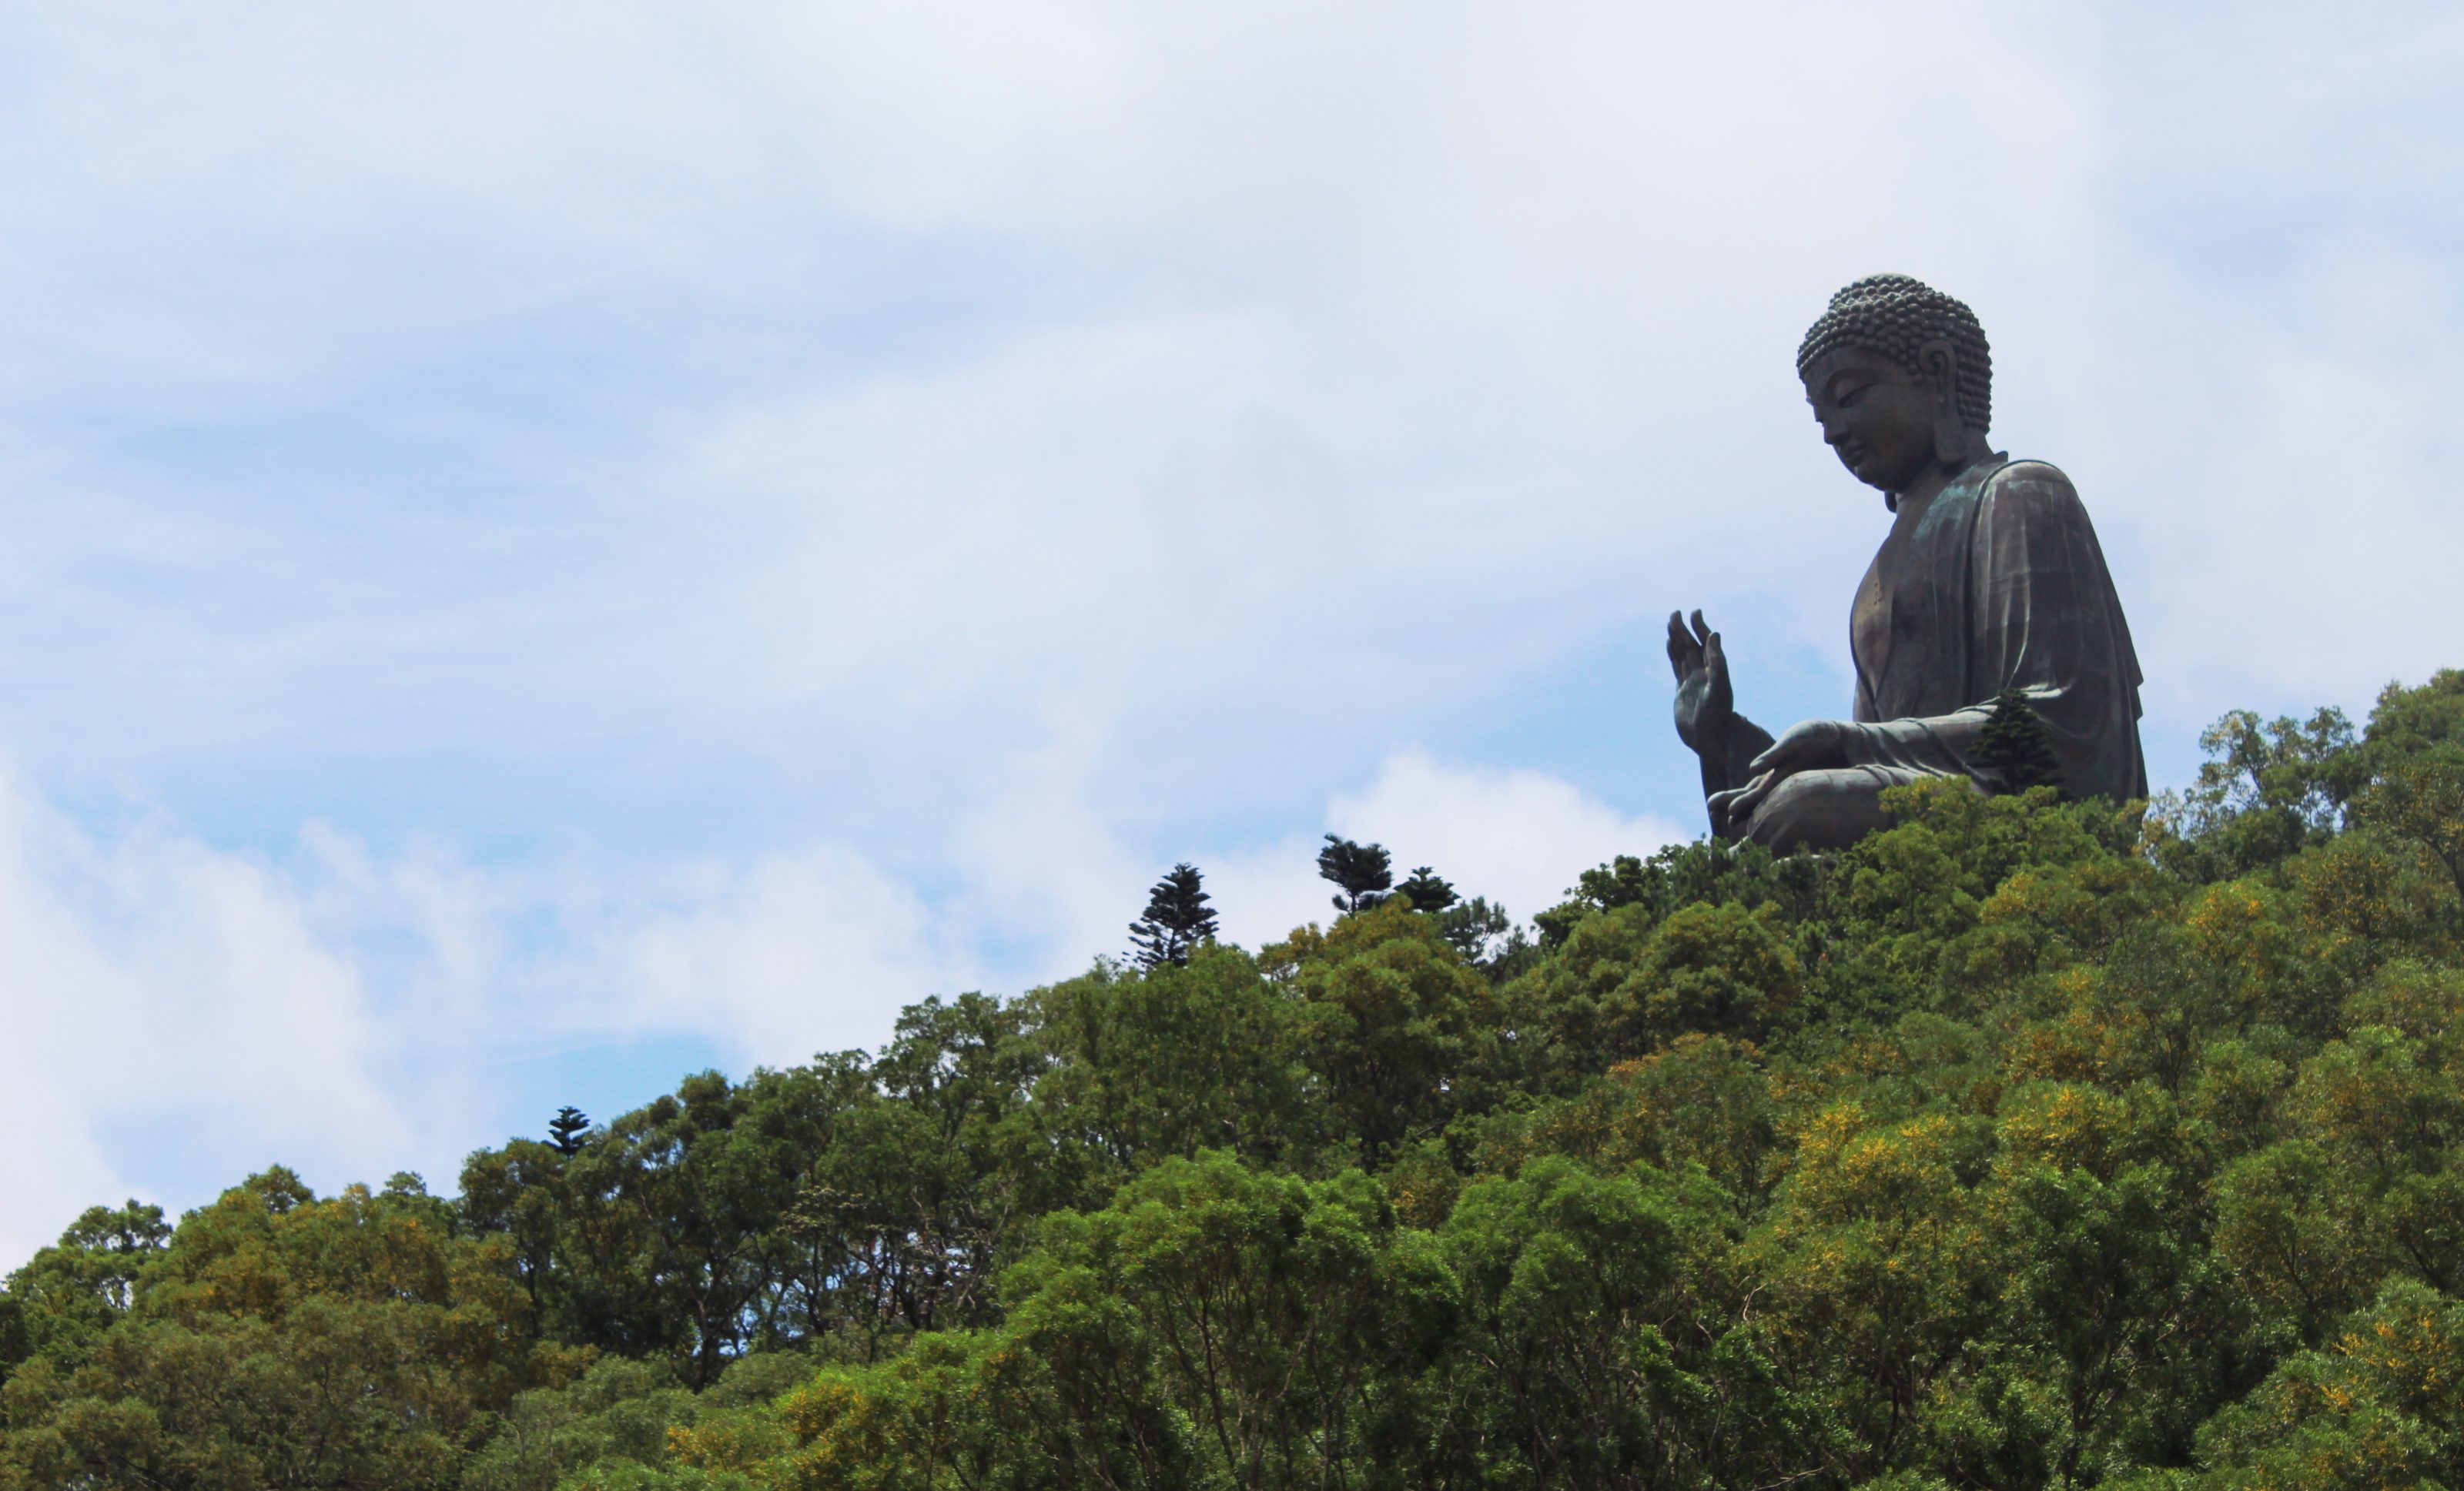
[1739,772,1823,851]
[1742,770,1891,853]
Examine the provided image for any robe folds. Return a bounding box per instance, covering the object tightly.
[1739,453,2146,849]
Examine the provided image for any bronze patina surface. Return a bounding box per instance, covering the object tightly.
[1669,275,2144,851]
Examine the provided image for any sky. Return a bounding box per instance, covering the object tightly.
[2,2,2460,1267]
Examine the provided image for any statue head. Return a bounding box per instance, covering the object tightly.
[1796,274,1994,502]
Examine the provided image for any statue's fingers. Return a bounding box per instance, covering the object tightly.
[1706,788,1743,831]
[1722,772,1776,824]
[1749,736,1805,775]
[1666,611,1698,677]
[1705,630,1727,677]
[1689,609,1713,649]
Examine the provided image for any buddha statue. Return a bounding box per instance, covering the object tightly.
[1668,273,2145,851]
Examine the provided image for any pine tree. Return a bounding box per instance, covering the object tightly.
[1394,865,1459,914]
[1435,895,1513,965]
[1317,834,1393,914]
[1972,687,2065,794]
[1128,863,1220,970]
[548,1106,591,1156]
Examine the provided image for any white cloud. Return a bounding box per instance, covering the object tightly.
[1333,751,1689,921]
[0,773,399,1267]
[0,779,975,1269]
[575,847,962,1065]
[1210,751,1686,950]
[2,2,2450,791]
[0,740,1684,1267]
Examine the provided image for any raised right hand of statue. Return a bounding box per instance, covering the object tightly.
[1667,609,1734,756]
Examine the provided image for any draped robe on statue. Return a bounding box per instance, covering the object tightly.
[1734,454,2146,850]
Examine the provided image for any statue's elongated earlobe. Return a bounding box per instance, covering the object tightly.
[1922,339,1965,465]
[1933,411,1967,466]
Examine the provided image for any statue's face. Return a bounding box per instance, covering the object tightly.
[1801,344,1938,494]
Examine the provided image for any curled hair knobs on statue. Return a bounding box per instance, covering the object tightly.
[1796,273,1993,434]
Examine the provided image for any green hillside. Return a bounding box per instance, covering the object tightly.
[8,673,2464,1490]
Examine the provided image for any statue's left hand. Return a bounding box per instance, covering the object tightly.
[1707,774,1770,835]
[1667,610,1734,756]
[1750,719,1850,779]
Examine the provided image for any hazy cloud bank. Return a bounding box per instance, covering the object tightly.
[0,749,1672,1267]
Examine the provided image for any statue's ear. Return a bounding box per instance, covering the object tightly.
[1919,338,1964,463]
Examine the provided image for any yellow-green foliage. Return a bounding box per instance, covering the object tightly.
[10,672,2464,1489]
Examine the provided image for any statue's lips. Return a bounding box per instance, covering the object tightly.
[1840,443,1873,473]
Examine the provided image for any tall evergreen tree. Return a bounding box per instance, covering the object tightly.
[1972,687,2065,794]
[1317,834,1393,914]
[1394,865,1459,914]
[1434,896,1515,966]
[1128,863,1220,970]
[548,1105,591,1156]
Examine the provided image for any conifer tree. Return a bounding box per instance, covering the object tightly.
[1127,862,1220,970]
[1394,865,1458,914]
[547,1106,590,1156]
[1972,687,2065,794]
[1435,895,1513,965]
[1317,834,1393,914]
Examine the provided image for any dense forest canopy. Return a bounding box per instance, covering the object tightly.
[7,672,2464,1489]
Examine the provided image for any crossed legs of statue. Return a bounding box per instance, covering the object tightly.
[1730,764,1920,853]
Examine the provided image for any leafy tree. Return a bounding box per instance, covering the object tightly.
[1030,947,1327,1179]
[826,995,1072,1339]
[0,1171,575,1491]
[2332,670,2464,937]
[1483,1033,1780,1198]
[1510,898,1800,1083]
[1534,841,1820,950]
[1272,900,1495,1164]
[21,671,2464,1491]
[1973,687,2066,794]
[1535,853,1653,948]
[1432,1158,1746,1488]
[467,1062,879,1382]
[2356,751,2464,904]
[2189,1279,2464,1489]
[1317,834,1392,914]
[1126,862,1219,970]
[0,1202,169,1383]
[463,1351,806,1491]
[458,1138,572,1329]
[1001,1155,1434,1489]
[1977,1082,2218,1483]
[1751,1102,2000,1481]
[2151,706,2364,880]
[2359,667,2464,761]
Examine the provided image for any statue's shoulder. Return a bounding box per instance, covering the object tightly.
[1979,457,2089,518]
[1984,456,2077,493]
